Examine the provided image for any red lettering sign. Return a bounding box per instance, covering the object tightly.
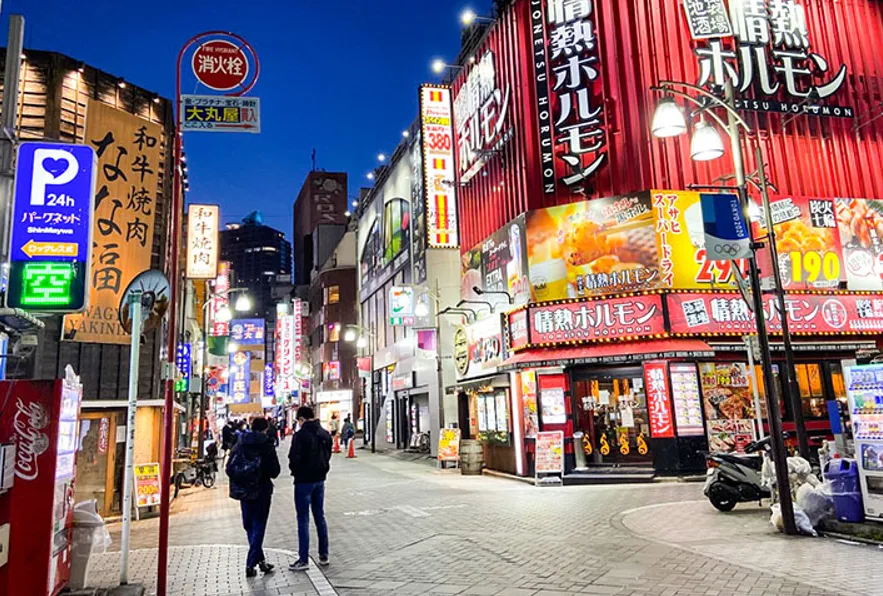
[644,361,674,439]
[192,40,249,91]
[667,292,883,335]
[508,309,529,351]
[528,294,665,345]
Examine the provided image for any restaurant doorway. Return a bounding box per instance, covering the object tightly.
[571,366,652,466]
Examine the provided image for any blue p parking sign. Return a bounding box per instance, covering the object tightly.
[8,142,96,312]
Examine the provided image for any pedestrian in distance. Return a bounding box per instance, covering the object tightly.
[288,405,332,571]
[268,418,280,447]
[226,417,281,578]
[341,415,355,450]
[328,411,340,437]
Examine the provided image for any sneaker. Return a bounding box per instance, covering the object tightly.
[245,567,257,578]
[318,556,330,567]
[259,561,275,574]
[288,560,309,571]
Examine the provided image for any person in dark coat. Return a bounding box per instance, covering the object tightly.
[268,418,280,447]
[221,420,236,452]
[287,406,333,571]
[227,417,281,577]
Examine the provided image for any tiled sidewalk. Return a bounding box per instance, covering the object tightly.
[87,545,335,596]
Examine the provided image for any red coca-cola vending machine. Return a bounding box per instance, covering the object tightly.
[0,365,83,595]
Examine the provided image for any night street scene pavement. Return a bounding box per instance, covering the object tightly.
[5,1,883,596]
[85,444,883,596]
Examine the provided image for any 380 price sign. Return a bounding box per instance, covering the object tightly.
[426,131,452,152]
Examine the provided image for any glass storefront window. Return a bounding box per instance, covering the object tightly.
[795,363,827,418]
[572,368,651,465]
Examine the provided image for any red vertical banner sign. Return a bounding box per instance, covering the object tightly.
[644,361,674,439]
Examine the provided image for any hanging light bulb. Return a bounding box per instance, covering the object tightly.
[651,97,687,138]
[690,119,725,162]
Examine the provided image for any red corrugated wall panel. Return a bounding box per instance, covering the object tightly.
[454,0,883,252]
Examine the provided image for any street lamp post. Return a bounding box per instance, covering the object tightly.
[343,324,376,451]
[651,80,798,535]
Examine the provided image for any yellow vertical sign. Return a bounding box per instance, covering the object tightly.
[63,101,163,344]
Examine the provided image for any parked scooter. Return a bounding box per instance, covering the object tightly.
[704,435,774,511]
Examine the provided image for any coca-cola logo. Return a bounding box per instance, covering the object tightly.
[12,399,50,481]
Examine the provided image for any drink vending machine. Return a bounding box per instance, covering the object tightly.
[845,363,883,521]
[0,366,83,595]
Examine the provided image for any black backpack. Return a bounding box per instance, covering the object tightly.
[226,444,262,501]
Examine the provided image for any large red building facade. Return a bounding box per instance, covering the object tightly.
[453,0,883,252]
[447,0,883,479]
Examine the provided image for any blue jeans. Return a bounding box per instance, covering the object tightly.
[294,481,328,563]
[240,490,272,568]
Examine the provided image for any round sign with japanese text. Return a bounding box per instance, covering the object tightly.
[192,40,250,91]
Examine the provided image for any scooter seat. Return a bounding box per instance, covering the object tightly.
[717,452,764,470]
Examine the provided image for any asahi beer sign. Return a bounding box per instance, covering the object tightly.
[534,0,608,195]
[681,0,851,117]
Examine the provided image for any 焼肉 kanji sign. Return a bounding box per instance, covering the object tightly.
[192,39,249,91]
[9,142,96,312]
[186,204,220,278]
[181,95,261,134]
[63,101,163,344]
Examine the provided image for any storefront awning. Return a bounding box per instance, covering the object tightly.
[499,339,715,372]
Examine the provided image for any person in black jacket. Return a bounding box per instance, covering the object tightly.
[227,417,281,577]
[287,405,332,571]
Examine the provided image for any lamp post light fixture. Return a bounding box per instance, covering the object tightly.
[460,8,494,25]
[472,286,514,305]
[233,293,252,313]
[431,59,463,75]
[343,328,357,343]
[650,79,802,536]
[650,96,687,138]
[690,119,725,162]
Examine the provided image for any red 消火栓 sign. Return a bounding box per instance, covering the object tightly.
[668,292,883,335]
[645,361,674,439]
[527,294,665,345]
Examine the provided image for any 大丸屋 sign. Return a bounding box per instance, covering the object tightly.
[181,95,261,133]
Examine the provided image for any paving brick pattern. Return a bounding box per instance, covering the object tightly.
[94,440,877,596]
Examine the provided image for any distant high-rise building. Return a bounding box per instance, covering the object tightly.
[293,172,348,288]
[219,211,293,324]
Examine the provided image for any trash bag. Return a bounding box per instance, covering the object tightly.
[769,503,818,536]
[73,500,111,554]
[796,482,836,527]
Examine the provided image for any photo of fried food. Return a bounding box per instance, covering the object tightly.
[837,198,883,250]
[777,218,836,255]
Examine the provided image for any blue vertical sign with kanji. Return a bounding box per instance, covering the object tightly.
[176,343,192,378]
[8,142,96,311]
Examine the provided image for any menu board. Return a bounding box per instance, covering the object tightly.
[495,391,510,433]
[438,428,461,462]
[135,463,161,508]
[707,420,755,454]
[478,395,489,432]
[700,362,757,453]
[535,431,564,474]
[541,388,567,424]
[669,364,705,437]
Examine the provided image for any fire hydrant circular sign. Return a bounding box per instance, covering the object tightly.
[192,40,249,91]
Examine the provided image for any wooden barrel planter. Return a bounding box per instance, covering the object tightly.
[460,439,484,476]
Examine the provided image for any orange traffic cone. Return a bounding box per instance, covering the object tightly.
[346,439,356,459]
[333,434,341,454]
